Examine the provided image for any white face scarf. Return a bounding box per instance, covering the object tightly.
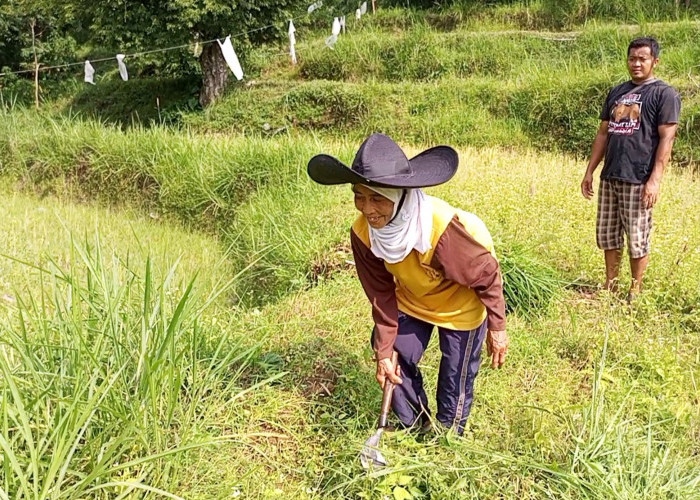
[365,186,433,264]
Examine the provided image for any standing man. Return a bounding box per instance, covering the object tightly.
[581,37,681,301]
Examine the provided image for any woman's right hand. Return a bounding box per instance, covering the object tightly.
[376,355,403,388]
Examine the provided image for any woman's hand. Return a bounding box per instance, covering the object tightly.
[486,330,509,369]
[376,355,402,389]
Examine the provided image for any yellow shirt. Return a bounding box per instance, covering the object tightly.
[352,196,496,332]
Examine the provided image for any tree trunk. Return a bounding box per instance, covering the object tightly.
[199,42,229,107]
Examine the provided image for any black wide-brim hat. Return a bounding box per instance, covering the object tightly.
[307,133,459,188]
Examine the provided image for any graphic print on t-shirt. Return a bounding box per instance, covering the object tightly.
[608,93,642,136]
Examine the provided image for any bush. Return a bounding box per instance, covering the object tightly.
[0,71,34,106]
[69,76,199,126]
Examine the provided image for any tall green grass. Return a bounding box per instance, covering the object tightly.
[294,21,700,83]
[0,110,357,303]
[0,134,697,498]
[0,4,699,497]
[0,233,281,497]
[0,110,318,228]
[204,267,700,497]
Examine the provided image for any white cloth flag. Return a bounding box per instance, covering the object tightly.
[217,36,244,80]
[307,0,322,13]
[116,54,128,81]
[326,18,340,49]
[361,2,367,14]
[288,20,296,46]
[356,8,361,19]
[288,20,297,64]
[325,34,338,49]
[84,60,95,84]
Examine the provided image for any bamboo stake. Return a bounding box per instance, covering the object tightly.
[31,19,40,109]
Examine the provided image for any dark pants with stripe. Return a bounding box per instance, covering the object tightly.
[375,312,487,435]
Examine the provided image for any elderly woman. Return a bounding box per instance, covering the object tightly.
[308,133,508,434]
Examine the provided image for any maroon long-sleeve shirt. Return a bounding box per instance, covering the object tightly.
[351,215,507,359]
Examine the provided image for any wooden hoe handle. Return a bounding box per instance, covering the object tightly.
[378,351,399,428]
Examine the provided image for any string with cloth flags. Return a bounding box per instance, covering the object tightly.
[0,1,372,85]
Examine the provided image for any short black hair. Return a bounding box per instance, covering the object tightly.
[628,37,660,58]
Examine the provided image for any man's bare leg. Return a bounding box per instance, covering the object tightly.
[604,249,622,292]
[629,254,649,295]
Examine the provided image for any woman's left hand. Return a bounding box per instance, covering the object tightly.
[486,330,509,369]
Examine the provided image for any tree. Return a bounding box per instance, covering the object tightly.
[74,0,310,106]
[0,0,79,105]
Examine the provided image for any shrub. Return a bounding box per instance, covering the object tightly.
[69,76,199,126]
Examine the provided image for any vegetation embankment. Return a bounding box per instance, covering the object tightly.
[0,110,352,302]
[182,20,700,162]
[8,18,697,162]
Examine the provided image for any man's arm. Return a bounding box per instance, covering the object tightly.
[643,123,678,209]
[581,120,609,199]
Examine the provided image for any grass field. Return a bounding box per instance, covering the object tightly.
[0,144,698,498]
[1,1,700,498]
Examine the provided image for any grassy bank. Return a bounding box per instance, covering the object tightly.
[2,110,699,304]
[0,110,355,303]
[184,21,700,162]
[4,16,700,162]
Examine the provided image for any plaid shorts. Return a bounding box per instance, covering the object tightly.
[596,178,653,258]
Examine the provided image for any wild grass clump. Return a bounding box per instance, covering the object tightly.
[0,234,274,497]
[221,170,355,304]
[498,241,564,318]
[507,70,614,154]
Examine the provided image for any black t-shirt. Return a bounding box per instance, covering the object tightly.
[600,79,681,184]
